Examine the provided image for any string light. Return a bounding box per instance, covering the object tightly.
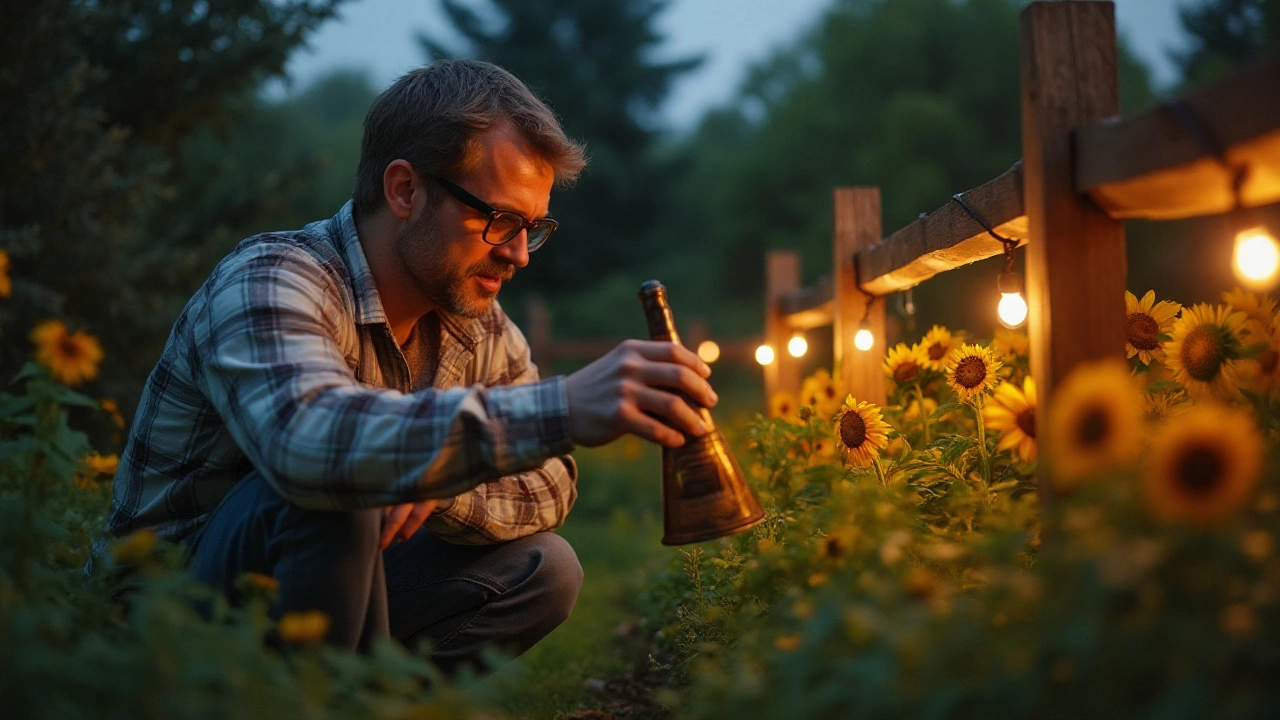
[697,340,721,364]
[755,344,775,366]
[787,331,808,358]
[1166,98,1279,290]
[952,193,1026,329]
[854,321,874,351]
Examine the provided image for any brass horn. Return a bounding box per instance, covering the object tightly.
[638,280,765,545]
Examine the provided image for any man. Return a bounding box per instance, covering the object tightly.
[98,60,717,672]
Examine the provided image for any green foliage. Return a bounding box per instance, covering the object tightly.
[421,0,702,317]
[0,0,345,416]
[1174,0,1280,88]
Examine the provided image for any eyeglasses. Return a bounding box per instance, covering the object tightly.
[432,176,558,252]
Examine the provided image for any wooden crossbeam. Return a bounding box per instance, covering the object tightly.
[855,162,1027,295]
[1077,54,1280,220]
[777,274,833,329]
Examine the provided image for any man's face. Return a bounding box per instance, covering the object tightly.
[394,124,555,319]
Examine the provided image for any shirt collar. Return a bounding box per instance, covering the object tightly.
[331,200,486,349]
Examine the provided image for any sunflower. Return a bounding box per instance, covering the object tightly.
[919,325,962,370]
[1144,404,1263,528]
[882,343,928,386]
[770,390,799,421]
[903,396,938,421]
[945,344,1002,401]
[277,610,331,645]
[1164,303,1247,402]
[834,394,891,467]
[1046,358,1142,487]
[800,368,843,419]
[990,327,1029,361]
[1222,288,1278,335]
[0,249,11,298]
[30,320,103,386]
[1140,390,1190,427]
[1125,290,1181,366]
[985,376,1037,463]
[101,398,126,429]
[1239,328,1280,398]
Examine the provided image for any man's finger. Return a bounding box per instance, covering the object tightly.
[397,499,440,542]
[380,503,413,550]
[631,340,711,378]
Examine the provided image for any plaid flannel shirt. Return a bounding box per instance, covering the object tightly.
[98,201,577,558]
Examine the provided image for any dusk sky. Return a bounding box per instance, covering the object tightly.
[279,0,1190,130]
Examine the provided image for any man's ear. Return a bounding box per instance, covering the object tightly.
[382,159,418,221]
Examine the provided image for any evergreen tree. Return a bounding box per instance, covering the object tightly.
[419,0,702,307]
[1173,0,1280,87]
[0,0,344,413]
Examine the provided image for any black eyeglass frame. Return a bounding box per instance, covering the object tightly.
[432,176,558,251]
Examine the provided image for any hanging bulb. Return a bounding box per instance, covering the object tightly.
[1234,224,1280,289]
[853,320,874,351]
[997,271,1028,329]
[787,332,808,358]
[697,340,721,364]
[755,344,775,366]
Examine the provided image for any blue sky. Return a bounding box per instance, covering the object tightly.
[280,0,1188,130]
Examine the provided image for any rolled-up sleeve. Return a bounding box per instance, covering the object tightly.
[192,244,574,510]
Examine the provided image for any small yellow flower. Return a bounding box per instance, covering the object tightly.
[1125,290,1181,366]
[769,390,799,421]
[236,571,281,602]
[1140,390,1190,427]
[30,320,104,386]
[800,368,842,419]
[990,327,1029,361]
[882,343,929,386]
[111,529,158,565]
[773,634,802,652]
[834,395,891,467]
[1047,358,1142,487]
[944,344,1002,401]
[903,396,938,422]
[1239,328,1280,398]
[985,377,1037,463]
[1164,303,1246,402]
[81,452,119,477]
[0,249,11,299]
[277,610,331,645]
[1144,404,1263,528]
[101,398,125,429]
[919,325,961,370]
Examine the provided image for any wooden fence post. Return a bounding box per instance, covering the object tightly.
[833,188,887,406]
[1020,1,1126,500]
[765,251,803,403]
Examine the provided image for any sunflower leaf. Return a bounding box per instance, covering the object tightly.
[929,401,961,421]
[936,435,976,467]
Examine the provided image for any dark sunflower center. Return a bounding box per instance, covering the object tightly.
[1077,406,1110,449]
[893,362,921,384]
[839,411,867,448]
[954,356,987,389]
[58,336,84,360]
[1015,408,1036,439]
[928,343,947,361]
[1182,325,1225,382]
[823,385,838,401]
[1174,443,1225,497]
[1260,349,1279,375]
[1126,312,1160,351]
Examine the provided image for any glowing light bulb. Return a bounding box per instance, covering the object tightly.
[998,292,1028,328]
[854,323,874,352]
[1234,225,1280,289]
[697,340,721,364]
[787,333,808,358]
[755,344,775,366]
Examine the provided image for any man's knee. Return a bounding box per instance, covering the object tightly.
[525,532,583,630]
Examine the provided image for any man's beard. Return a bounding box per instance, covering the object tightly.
[394,212,515,319]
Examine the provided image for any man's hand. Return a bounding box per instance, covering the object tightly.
[380,499,440,550]
[564,339,718,448]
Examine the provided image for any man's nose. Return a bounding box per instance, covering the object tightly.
[493,230,530,268]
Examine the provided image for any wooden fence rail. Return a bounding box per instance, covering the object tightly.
[763,0,1280,496]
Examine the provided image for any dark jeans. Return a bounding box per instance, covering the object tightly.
[185,473,583,673]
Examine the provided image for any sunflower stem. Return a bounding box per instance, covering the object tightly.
[913,381,932,445]
[970,397,991,487]
[871,455,888,488]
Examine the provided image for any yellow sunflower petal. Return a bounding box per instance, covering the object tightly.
[1047,358,1141,487]
[1144,405,1263,528]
